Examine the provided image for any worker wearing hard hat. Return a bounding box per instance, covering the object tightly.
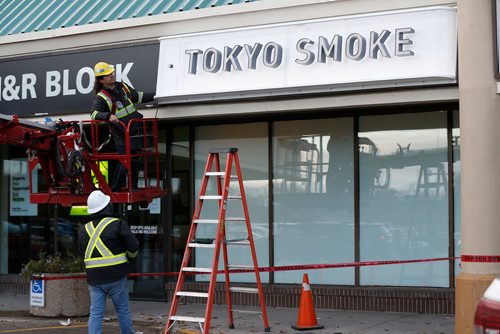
[90,61,155,192]
[78,190,139,334]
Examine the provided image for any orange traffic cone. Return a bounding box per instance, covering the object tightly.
[291,273,324,331]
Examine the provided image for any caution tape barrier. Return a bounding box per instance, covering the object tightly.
[32,256,461,281]
[461,255,500,263]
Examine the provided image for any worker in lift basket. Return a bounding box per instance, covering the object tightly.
[90,61,155,192]
[78,190,139,334]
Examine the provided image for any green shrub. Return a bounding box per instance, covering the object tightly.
[20,252,85,281]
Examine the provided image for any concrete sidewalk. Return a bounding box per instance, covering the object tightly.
[0,293,454,333]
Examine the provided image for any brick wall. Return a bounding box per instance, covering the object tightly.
[3,275,454,314]
[165,282,455,315]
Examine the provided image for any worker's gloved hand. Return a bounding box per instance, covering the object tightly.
[109,114,119,124]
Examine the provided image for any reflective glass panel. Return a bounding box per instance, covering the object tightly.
[1,151,51,274]
[273,118,354,284]
[194,123,269,283]
[452,110,461,277]
[171,127,191,274]
[128,128,167,296]
[359,112,449,287]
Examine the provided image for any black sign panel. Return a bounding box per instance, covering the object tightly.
[0,44,159,117]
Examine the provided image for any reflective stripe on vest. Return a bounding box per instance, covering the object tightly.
[84,217,128,269]
[95,84,138,119]
[90,110,100,120]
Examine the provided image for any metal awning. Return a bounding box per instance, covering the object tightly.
[0,0,257,37]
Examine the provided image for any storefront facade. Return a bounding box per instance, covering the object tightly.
[0,0,498,332]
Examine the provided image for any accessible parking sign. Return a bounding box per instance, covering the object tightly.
[30,279,44,307]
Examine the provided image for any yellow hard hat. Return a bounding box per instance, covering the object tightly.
[94,62,115,77]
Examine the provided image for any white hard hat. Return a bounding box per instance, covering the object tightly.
[87,190,111,214]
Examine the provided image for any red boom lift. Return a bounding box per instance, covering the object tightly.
[0,113,167,207]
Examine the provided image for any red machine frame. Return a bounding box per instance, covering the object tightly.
[0,113,167,207]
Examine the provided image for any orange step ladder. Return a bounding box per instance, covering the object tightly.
[164,148,270,334]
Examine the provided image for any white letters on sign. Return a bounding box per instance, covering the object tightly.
[156,7,457,103]
[0,63,135,101]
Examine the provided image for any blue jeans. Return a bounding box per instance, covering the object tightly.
[88,276,134,334]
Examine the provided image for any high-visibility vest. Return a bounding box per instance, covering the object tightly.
[84,217,128,269]
[91,83,144,120]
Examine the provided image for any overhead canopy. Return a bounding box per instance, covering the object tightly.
[0,0,257,37]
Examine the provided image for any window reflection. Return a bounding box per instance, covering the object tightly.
[172,127,191,275]
[273,118,354,285]
[359,112,449,287]
[128,128,167,297]
[194,123,269,283]
[452,110,461,278]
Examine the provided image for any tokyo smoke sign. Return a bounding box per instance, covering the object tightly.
[156,7,457,103]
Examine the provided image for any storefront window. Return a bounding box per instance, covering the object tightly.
[128,128,167,297]
[127,203,165,296]
[50,207,79,258]
[0,111,459,290]
[172,127,191,273]
[359,112,449,287]
[273,118,355,285]
[194,123,269,283]
[453,110,461,277]
[1,153,51,274]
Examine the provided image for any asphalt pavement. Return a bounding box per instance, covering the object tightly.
[0,293,454,333]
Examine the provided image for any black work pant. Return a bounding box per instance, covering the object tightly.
[112,141,139,192]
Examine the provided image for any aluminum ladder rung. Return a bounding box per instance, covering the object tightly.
[200,195,242,200]
[225,217,246,222]
[194,219,219,224]
[182,267,212,273]
[205,172,238,179]
[189,242,216,248]
[225,239,250,246]
[205,172,225,176]
[200,195,222,200]
[229,287,259,294]
[176,291,209,298]
[193,218,245,224]
[227,264,255,269]
[169,315,205,323]
[232,309,262,314]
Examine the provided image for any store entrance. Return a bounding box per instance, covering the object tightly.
[127,126,191,298]
[126,201,166,299]
[171,127,191,273]
[127,128,169,299]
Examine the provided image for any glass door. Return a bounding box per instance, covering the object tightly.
[128,128,167,298]
[171,127,191,274]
